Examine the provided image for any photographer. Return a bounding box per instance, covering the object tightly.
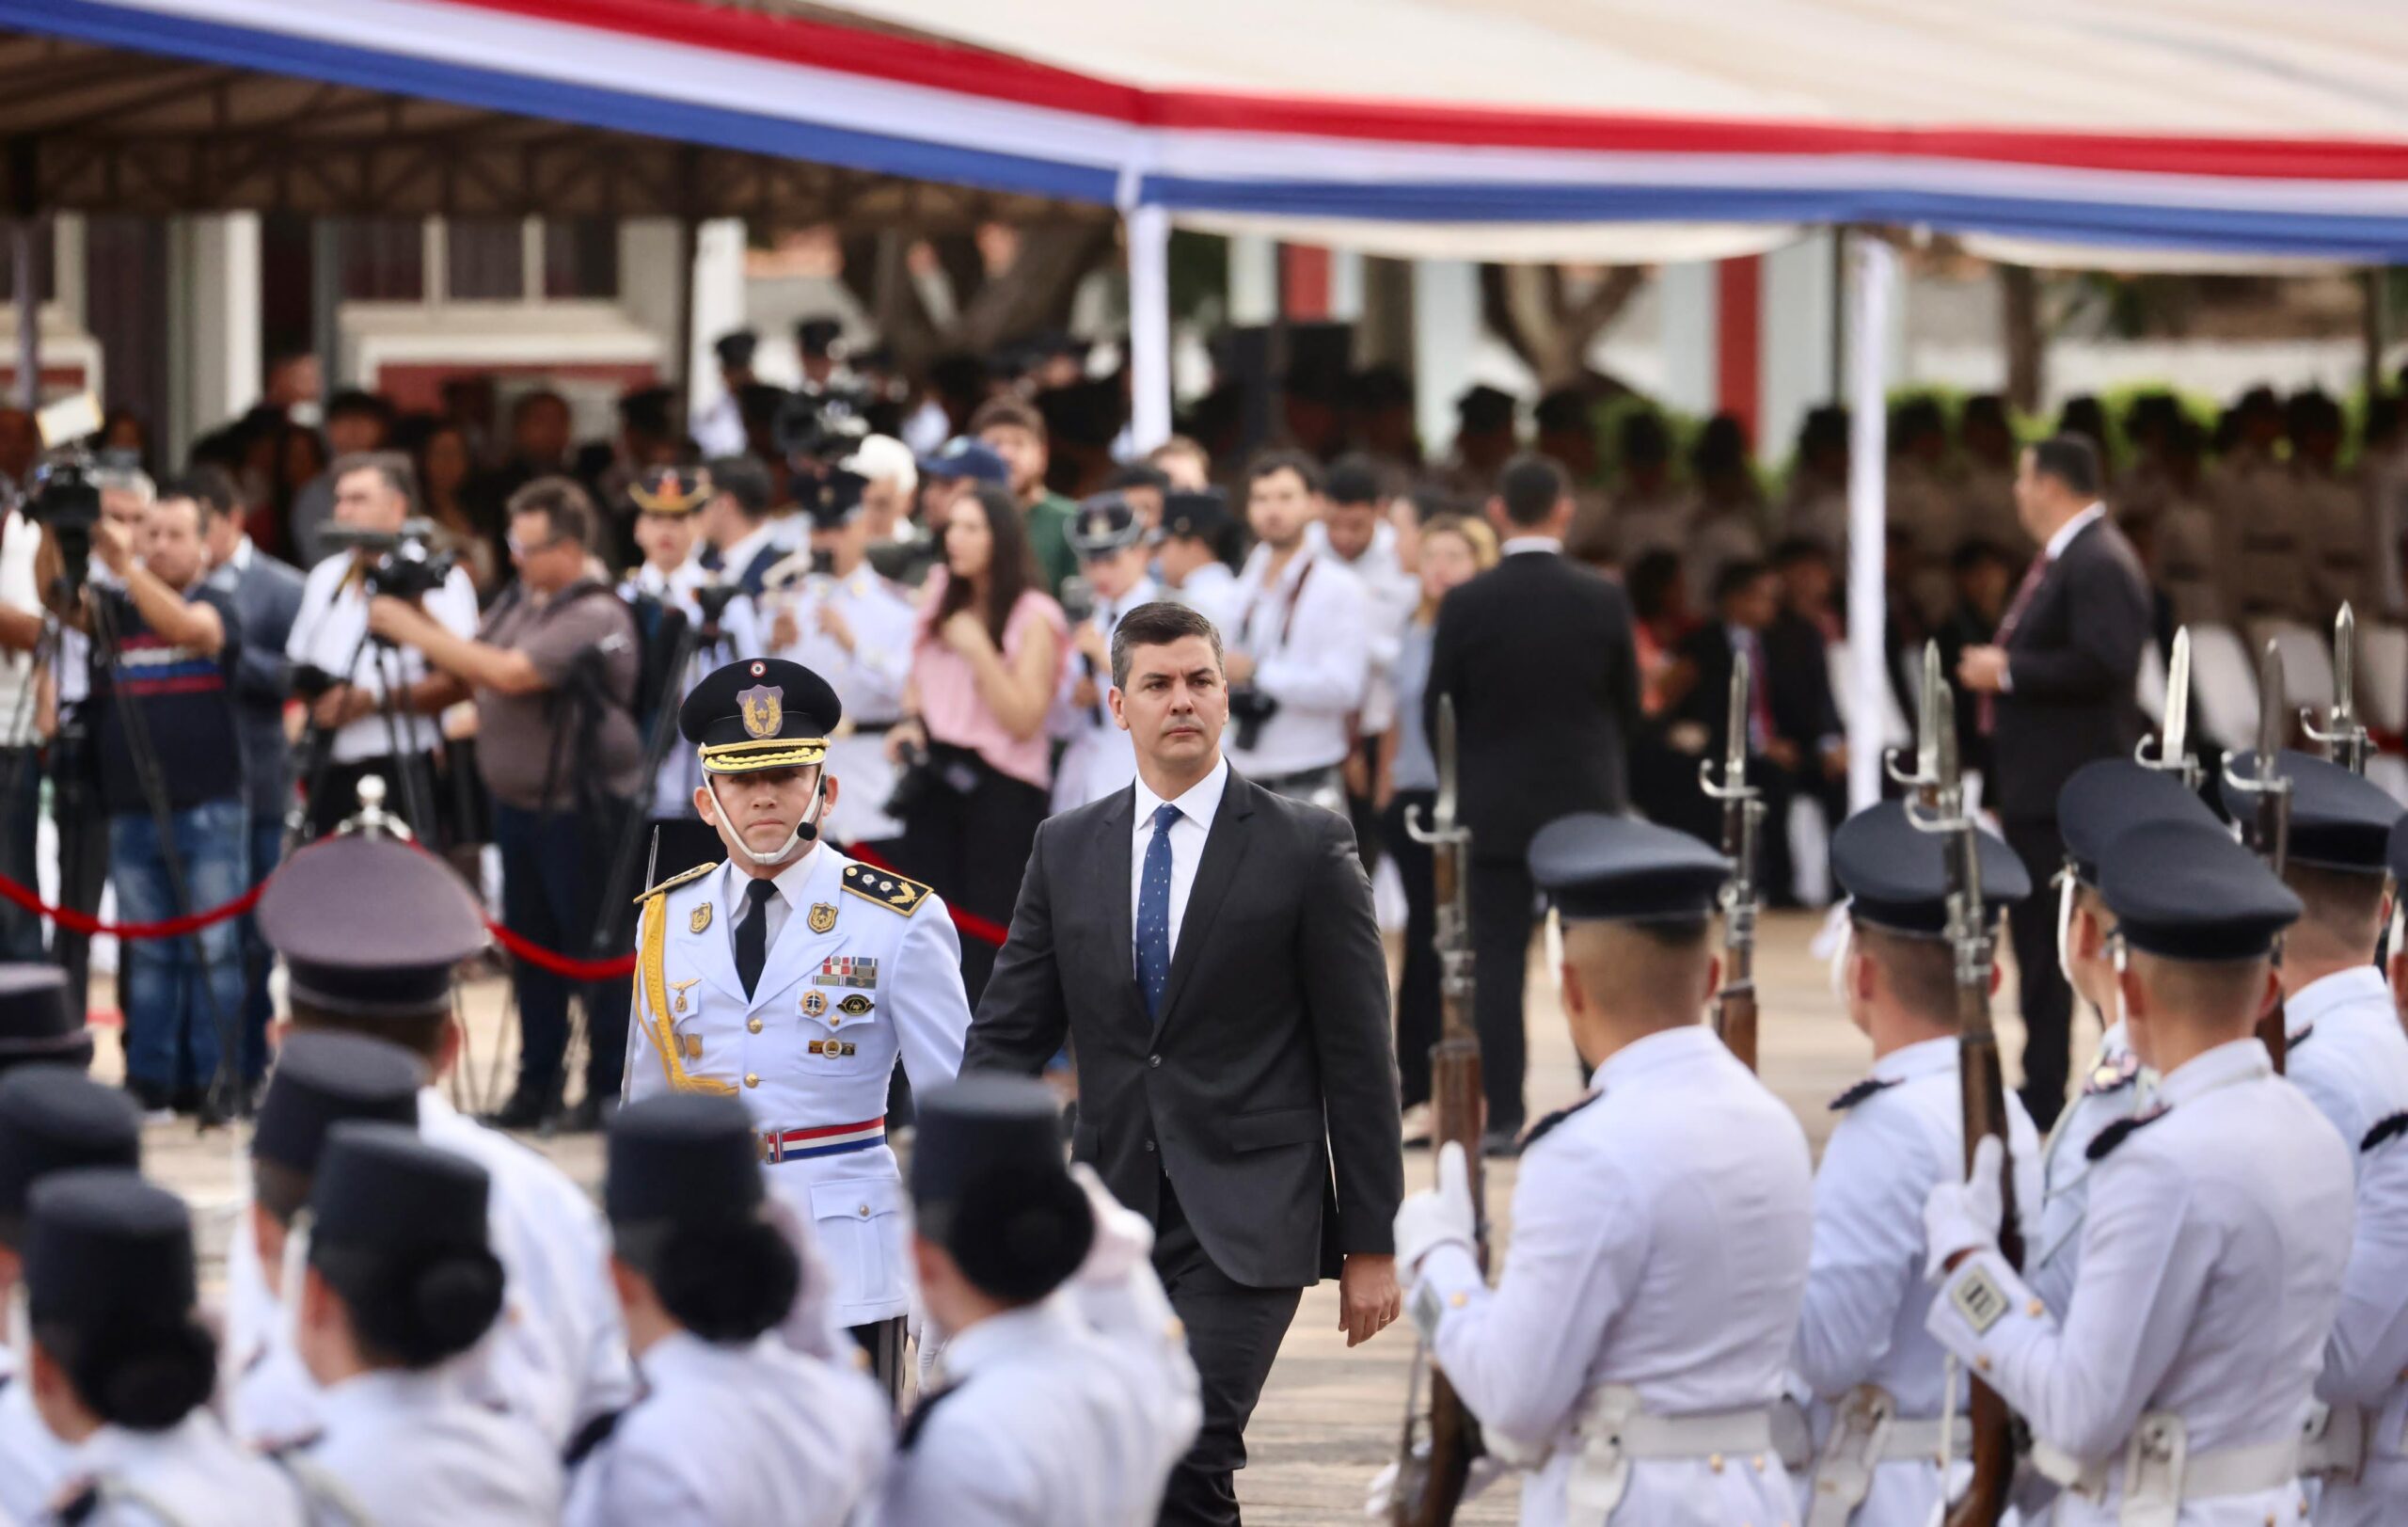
[284,452,479,843]
[0,470,53,962]
[84,481,247,1119]
[371,477,644,1133]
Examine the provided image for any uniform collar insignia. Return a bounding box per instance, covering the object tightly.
[2085,1104,2169,1162]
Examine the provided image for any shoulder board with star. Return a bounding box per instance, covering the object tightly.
[2084,1108,2167,1162]
[844,861,933,915]
[1520,1091,1602,1152]
[1829,1076,1902,1112]
[632,860,720,905]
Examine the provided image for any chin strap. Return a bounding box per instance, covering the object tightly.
[707,772,826,868]
[2054,866,2080,994]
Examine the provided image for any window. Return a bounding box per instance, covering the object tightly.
[447,219,525,302]
[339,220,422,302]
[543,219,618,300]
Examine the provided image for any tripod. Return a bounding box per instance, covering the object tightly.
[84,584,243,1123]
[288,623,442,855]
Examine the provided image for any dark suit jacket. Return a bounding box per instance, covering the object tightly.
[1993,516,2151,824]
[207,546,307,820]
[962,770,1402,1289]
[1426,549,1640,864]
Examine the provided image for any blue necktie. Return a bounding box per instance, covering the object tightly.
[1136,803,1180,1018]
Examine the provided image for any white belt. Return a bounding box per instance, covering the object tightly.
[2300,1402,2369,1483]
[1565,1386,1778,1526]
[1803,1386,1969,1527]
[2036,1413,2299,1524]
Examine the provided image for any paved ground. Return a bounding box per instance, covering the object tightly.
[99,908,2063,1523]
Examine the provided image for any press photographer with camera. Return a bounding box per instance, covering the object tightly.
[370,476,645,1132]
[1223,451,1373,810]
[283,452,480,843]
[81,474,248,1119]
[0,464,57,964]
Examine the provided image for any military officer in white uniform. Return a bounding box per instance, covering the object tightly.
[1049,494,1158,813]
[760,468,917,846]
[2218,751,2408,1526]
[2032,759,2223,1315]
[1925,818,2353,1526]
[872,1076,1200,1527]
[626,656,971,1394]
[1390,815,1813,1527]
[1794,801,2041,1527]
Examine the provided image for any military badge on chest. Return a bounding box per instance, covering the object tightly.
[809,901,839,934]
[816,956,878,989]
[690,903,712,934]
[802,990,829,1018]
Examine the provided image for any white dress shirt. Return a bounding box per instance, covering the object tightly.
[1226,546,1370,778]
[565,1332,891,1527]
[285,554,481,763]
[1926,1038,2353,1524]
[299,1367,561,1525]
[1168,560,1242,637]
[62,1412,308,1526]
[1050,575,1159,813]
[1996,502,2104,696]
[1412,1025,1814,1526]
[1128,755,1230,965]
[1308,523,1419,734]
[1500,535,1564,557]
[721,852,821,958]
[0,1350,70,1520]
[2031,1019,2148,1317]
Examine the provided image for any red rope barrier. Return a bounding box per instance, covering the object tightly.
[0,872,263,940]
[484,920,638,980]
[844,843,1011,948]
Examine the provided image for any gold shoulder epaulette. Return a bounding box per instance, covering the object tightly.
[632,859,720,905]
[843,861,932,915]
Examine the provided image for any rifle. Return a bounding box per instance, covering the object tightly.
[1700,647,1764,1072]
[2225,641,2293,1073]
[2303,602,2370,775]
[1390,695,1485,1527]
[2134,627,2203,790]
[1898,643,2024,1527]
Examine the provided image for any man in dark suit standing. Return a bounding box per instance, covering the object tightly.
[1955,435,2148,1130]
[965,601,1402,1527]
[196,466,306,1089]
[1426,453,1640,1148]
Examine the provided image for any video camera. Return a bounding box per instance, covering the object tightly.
[20,448,103,596]
[320,518,460,604]
[1228,686,1281,752]
[772,385,875,467]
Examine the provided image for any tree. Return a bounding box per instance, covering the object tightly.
[837,222,1117,373]
[1478,262,1648,389]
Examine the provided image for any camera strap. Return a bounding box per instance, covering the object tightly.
[1240,552,1315,654]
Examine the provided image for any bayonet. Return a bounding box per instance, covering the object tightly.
[2136,628,2201,789]
[1885,641,1946,798]
[2224,642,2293,1073]
[2303,603,2369,774]
[1700,652,1763,1072]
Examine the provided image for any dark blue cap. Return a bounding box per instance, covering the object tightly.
[607,1093,765,1230]
[800,467,868,531]
[0,1067,140,1238]
[2099,819,2301,961]
[25,1169,194,1331]
[1159,489,1229,543]
[713,328,759,369]
[1831,801,2031,938]
[1528,814,1729,923]
[918,437,1009,485]
[0,965,87,1072]
[2058,759,2220,886]
[2388,814,2408,887]
[678,657,841,774]
[910,1076,1090,1303]
[252,1032,422,1177]
[2219,749,2402,874]
[1069,494,1145,557]
[259,836,487,1017]
[310,1122,490,1253]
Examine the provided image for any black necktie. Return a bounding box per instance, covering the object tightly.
[736,879,778,998]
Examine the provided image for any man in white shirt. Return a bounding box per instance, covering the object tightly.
[695,455,787,597]
[1225,451,1371,809]
[690,330,759,460]
[1309,457,1419,868]
[1049,495,1159,814]
[1155,491,1240,635]
[286,451,479,843]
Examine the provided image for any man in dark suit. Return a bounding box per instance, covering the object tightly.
[1426,453,1640,1146]
[1955,435,2149,1130]
[196,466,306,1088]
[965,600,1402,1527]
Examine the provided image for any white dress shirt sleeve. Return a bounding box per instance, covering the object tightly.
[1926,1147,2211,1464]
[565,1423,717,1527]
[871,1408,1042,1526]
[1251,566,1371,713]
[1415,1137,1644,1450]
[1794,1110,1925,1396]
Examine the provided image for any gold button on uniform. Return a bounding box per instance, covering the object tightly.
[1708,1454,1723,1473]
[2027,1298,2045,1317]
[1975,1354,1992,1373]
[743,1073,760,1089]
[857,1203,870,1218]
[747,1017,763,1034]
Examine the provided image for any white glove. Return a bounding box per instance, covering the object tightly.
[1393,1141,1477,1275]
[1922,1135,2004,1280]
[1070,1162,1156,1286]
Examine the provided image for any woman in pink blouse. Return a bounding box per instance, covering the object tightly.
[887,485,1066,996]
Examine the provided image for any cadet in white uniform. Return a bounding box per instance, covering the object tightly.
[255,829,639,1452]
[1155,491,1242,637]
[224,1032,424,1449]
[1049,495,1158,813]
[24,1171,307,1527]
[760,469,917,844]
[567,1093,891,1526]
[1925,818,2353,1526]
[872,1076,1201,1527]
[626,657,971,1392]
[2032,759,2222,1314]
[1392,815,1814,1527]
[0,1061,142,1523]
[1794,802,2042,1527]
[2219,751,2408,1526]
[286,1124,561,1525]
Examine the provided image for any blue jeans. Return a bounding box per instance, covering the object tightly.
[492,800,632,1107]
[240,814,285,1081]
[108,799,246,1091]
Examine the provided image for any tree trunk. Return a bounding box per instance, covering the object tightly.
[2002,263,2043,415]
[835,222,1116,374]
[1480,262,1647,388]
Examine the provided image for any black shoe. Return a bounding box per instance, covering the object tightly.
[1481,1127,1524,1160]
[483,1092,551,1133]
[125,1078,175,1118]
[554,1094,610,1136]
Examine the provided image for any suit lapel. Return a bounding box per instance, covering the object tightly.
[1152,776,1258,1037]
[1099,788,1137,996]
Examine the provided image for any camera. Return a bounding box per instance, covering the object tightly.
[21,449,102,596]
[773,385,874,466]
[1228,686,1281,752]
[693,581,741,639]
[322,519,460,604]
